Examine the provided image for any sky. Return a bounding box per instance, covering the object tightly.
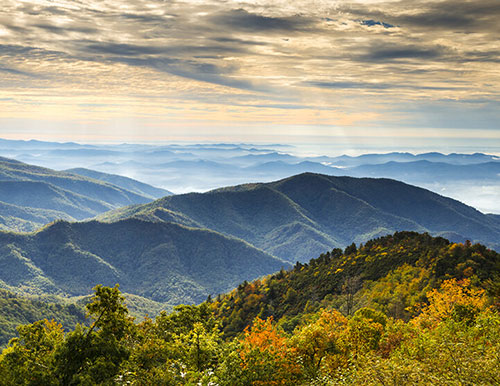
[0,0,499,151]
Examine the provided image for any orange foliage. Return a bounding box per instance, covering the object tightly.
[240,317,291,363]
[239,317,300,385]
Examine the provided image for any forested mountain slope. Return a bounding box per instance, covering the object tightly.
[100,173,500,263]
[206,231,500,337]
[0,219,288,305]
[1,232,498,385]
[0,157,156,231]
[0,201,74,233]
[0,289,86,346]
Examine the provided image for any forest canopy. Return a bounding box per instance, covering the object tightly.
[1,232,499,385]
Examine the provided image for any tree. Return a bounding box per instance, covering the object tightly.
[54,284,133,385]
[291,309,348,378]
[175,322,221,375]
[341,275,361,316]
[125,302,222,384]
[344,243,357,255]
[0,319,64,385]
[235,317,300,385]
[413,278,486,328]
[347,308,387,357]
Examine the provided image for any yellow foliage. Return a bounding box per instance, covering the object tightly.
[413,279,487,328]
[291,309,349,376]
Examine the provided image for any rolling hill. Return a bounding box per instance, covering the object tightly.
[0,157,163,231]
[100,173,500,263]
[0,219,289,305]
[0,201,74,233]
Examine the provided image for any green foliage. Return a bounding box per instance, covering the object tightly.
[209,232,499,338]
[0,289,86,347]
[0,277,499,385]
[0,320,64,385]
[0,285,133,385]
[125,302,223,384]
[0,233,499,384]
[54,285,133,385]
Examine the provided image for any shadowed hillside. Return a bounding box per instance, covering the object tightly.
[0,219,289,305]
[100,173,500,262]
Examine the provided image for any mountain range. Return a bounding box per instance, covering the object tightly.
[100,173,500,263]
[0,157,167,232]
[348,160,500,182]
[1,169,499,308]
[1,138,498,214]
[0,142,499,313]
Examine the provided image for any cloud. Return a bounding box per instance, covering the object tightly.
[0,0,498,138]
[344,0,500,33]
[211,37,268,47]
[399,0,500,31]
[83,42,167,56]
[102,56,261,92]
[463,50,500,63]
[0,66,37,77]
[33,23,98,35]
[0,44,68,61]
[208,9,316,33]
[71,39,261,90]
[360,45,445,61]
[306,81,461,92]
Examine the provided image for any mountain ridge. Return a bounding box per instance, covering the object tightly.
[206,231,500,338]
[0,157,168,231]
[0,218,289,305]
[100,173,500,262]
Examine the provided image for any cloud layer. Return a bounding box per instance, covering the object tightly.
[0,0,499,145]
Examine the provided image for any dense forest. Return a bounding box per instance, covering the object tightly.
[0,290,86,347]
[0,232,499,384]
[101,173,500,261]
[211,232,499,337]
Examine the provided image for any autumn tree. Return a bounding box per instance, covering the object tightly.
[291,309,348,378]
[225,316,300,385]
